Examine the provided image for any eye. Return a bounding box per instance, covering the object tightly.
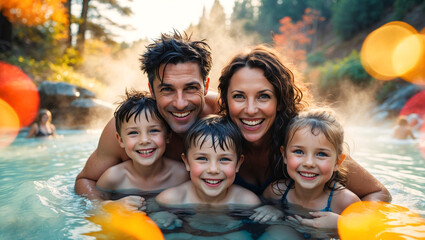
[232,94,244,100]
[196,157,207,161]
[259,93,271,100]
[128,131,138,135]
[220,157,232,162]
[150,128,161,134]
[293,149,303,155]
[160,87,173,92]
[186,85,199,91]
[317,152,329,157]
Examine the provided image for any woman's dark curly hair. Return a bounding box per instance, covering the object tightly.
[217,45,307,182]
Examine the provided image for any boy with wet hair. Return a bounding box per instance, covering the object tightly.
[96,90,188,210]
[156,114,260,207]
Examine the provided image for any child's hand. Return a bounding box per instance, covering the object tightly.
[250,205,284,223]
[115,196,146,211]
[149,211,183,230]
[287,211,339,229]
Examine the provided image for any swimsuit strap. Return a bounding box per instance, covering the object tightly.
[280,180,294,204]
[234,174,272,196]
[322,181,338,212]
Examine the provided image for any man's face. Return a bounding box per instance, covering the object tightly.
[150,62,208,134]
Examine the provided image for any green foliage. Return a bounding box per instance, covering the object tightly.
[392,0,424,20]
[332,0,386,40]
[317,51,373,91]
[47,63,106,95]
[306,51,326,67]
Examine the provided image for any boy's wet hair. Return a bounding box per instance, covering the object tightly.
[184,115,243,160]
[114,90,170,136]
[140,30,212,94]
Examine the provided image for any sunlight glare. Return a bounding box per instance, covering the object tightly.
[83,202,164,240]
[361,21,422,82]
[338,201,425,240]
[0,99,20,148]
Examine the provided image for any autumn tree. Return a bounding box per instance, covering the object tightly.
[0,0,68,52]
[273,8,324,64]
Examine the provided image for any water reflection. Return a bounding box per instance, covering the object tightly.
[0,127,423,239]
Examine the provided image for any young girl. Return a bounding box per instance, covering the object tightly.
[262,108,360,231]
[96,90,188,210]
[26,109,56,138]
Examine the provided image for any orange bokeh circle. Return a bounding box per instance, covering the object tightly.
[0,61,40,128]
[0,99,20,148]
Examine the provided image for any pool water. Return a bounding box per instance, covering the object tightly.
[0,126,424,239]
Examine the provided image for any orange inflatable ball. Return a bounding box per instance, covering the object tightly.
[84,202,164,240]
[0,61,39,128]
[338,201,425,240]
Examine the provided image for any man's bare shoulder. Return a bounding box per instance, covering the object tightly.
[97,117,129,161]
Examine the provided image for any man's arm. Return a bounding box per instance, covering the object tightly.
[343,156,392,202]
[74,118,129,200]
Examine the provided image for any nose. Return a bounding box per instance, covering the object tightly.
[244,98,258,115]
[207,160,220,174]
[174,90,188,110]
[302,154,315,168]
[139,133,151,144]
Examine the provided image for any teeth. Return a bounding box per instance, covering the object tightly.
[137,149,154,155]
[299,172,317,178]
[172,111,190,118]
[241,119,263,126]
[204,179,221,184]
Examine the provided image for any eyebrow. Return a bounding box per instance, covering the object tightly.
[231,89,274,94]
[158,81,202,88]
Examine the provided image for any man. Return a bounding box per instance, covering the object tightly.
[74,31,218,200]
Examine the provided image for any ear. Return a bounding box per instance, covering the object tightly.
[148,83,155,99]
[235,154,245,173]
[204,77,210,95]
[116,133,125,148]
[280,146,288,164]
[181,153,191,172]
[335,154,346,169]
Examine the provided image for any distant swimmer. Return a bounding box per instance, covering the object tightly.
[393,115,415,140]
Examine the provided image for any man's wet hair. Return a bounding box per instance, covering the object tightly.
[140,30,212,93]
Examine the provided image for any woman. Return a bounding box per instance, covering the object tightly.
[217,45,391,202]
[26,109,56,138]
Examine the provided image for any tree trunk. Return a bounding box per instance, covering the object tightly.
[66,0,72,48]
[76,0,90,54]
[0,13,12,52]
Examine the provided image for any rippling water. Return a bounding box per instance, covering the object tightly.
[0,127,424,239]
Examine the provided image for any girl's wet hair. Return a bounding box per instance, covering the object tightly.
[114,89,170,136]
[279,108,348,191]
[184,114,243,160]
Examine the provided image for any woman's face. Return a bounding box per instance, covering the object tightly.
[226,67,278,145]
